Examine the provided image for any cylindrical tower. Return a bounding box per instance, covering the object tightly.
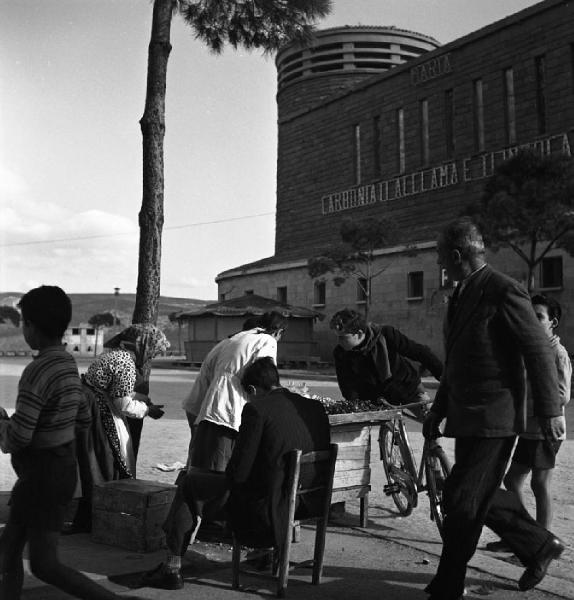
[276,26,441,119]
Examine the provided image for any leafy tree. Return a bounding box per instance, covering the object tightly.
[0,306,21,327]
[133,0,331,324]
[465,150,574,290]
[307,217,401,318]
[88,312,120,356]
[132,0,331,378]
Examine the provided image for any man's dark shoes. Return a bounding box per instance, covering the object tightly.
[141,562,184,590]
[518,536,565,591]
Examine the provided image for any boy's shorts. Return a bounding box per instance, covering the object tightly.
[9,441,77,532]
[512,437,562,470]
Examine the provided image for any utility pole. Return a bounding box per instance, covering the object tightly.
[113,287,120,331]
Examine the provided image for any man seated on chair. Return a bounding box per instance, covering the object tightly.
[141,357,331,590]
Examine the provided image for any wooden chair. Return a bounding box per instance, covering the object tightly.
[232,443,339,597]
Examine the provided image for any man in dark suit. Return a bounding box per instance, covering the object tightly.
[423,218,565,599]
[142,357,331,590]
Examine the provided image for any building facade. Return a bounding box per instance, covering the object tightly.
[217,0,574,360]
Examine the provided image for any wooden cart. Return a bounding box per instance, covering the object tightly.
[329,409,400,527]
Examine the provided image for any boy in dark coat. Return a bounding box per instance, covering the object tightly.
[330,308,443,419]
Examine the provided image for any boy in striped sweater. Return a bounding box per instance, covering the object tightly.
[0,286,136,600]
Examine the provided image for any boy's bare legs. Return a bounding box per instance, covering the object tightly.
[27,529,121,600]
[503,462,530,508]
[530,468,554,529]
[0,523,27,600]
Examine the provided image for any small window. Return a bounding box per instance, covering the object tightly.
[503,68,516,144]
[72,328,79,335]
[397,108,405,173]
[353,124,362,184]
[356,277,368,304]
[373,116,382,178]
[540,256,563,289]
[313,281,326,306]
[219,293,226,302]
[407,271,424,299]
[420,99,429,166]
[86,328,95,335]
[473,79,485,152]
[444,89,455,158]
[244,289,254,296]
[277,286,287,304]
[535,55,546,135]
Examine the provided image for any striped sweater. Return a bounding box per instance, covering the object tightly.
[0,346,90,454]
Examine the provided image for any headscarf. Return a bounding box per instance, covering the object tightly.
[105,324,170,369]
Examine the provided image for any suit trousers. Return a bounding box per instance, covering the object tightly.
[427,437,515,599]
[163,469,229,556]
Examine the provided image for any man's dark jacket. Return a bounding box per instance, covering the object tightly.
[333,324,443,405]
[225,388,331,547]
[433,265,560,437]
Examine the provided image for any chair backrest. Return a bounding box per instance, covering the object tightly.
[284,443,339,524]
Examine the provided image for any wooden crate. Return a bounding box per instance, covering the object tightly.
[329,409,399,526]
[92,479,177,552]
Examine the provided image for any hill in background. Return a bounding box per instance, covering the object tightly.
[0,292,213,353]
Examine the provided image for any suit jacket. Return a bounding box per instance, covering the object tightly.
[225,388,331,547]
[433,265,560,437]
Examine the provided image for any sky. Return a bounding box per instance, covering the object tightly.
[0,0,541,300]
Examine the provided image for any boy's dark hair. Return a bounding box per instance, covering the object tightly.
[241,357,280,391]
[258,311,287,334]
[531,293,562,324]
[18,285,72,338]
[330,309,367,334]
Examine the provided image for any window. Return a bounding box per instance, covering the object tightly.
[540,256,563,289]
[244,289,254,296]
[313,280,326,306]
[86,328,95,335]
[72,328,79,335]
[397,108,405,173]
[420,99,429,166]
[353,124,362,184]
[503,68,516,144]
[444,89,455,158]
[219,292,226,302]
[373,116,381,178]
[473,79,485,152]
[535,55,546,135]
[356,277,368,304]
[276,286,287,304]
[407,271,424,299]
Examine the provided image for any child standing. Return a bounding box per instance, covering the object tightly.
[504,294,571,528]
[0,286,138,600]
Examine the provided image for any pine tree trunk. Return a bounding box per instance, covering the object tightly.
[133,0,174,326]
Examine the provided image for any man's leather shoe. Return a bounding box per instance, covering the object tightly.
[518,536,565,591]
[141,562,184,590]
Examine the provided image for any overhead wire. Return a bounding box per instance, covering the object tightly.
[0,211,275,248]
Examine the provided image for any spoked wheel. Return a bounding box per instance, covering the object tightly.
[424,442,451,539]
[379,422,416,516]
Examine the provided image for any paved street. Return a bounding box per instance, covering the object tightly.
[0,358,573,598]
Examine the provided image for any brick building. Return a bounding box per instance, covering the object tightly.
[217,0,574,361]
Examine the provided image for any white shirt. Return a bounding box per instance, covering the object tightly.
[182,328,278,431]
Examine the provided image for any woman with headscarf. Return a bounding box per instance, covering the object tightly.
[66,324,169,533]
